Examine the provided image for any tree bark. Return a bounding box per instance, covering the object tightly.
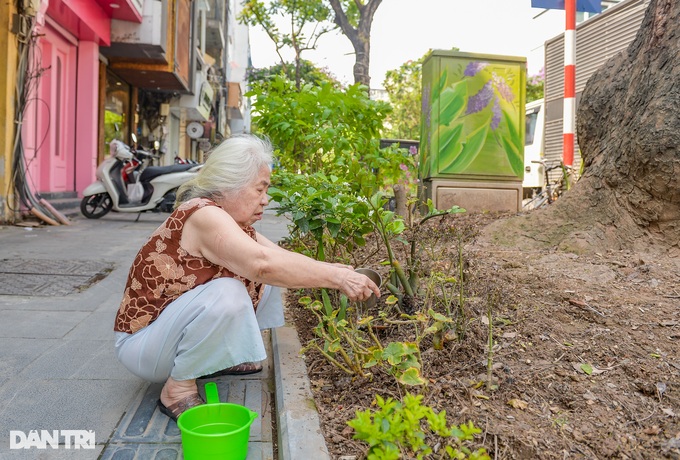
[393,183,408,220]
[486,0,680,255]
[575,0,680,247]
[327,0,382,87]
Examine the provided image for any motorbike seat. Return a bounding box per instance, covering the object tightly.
[140,164,196,182]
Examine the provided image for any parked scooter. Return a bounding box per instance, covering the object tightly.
[80,135,201,219]
[120,140,159,186]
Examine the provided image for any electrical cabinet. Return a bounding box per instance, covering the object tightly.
[419,50,526,212]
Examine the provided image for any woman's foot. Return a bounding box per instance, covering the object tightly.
[158,377,202,421]
[157,394,204,422]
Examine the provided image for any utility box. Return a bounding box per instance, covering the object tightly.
[418,50,526,212]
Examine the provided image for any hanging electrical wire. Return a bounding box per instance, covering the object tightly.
[8,2,64,225]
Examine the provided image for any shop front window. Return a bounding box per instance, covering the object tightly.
[105,72,130,145]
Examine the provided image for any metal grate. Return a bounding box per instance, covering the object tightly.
[0,259,114,296]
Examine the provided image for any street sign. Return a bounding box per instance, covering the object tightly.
[531,0,602,13]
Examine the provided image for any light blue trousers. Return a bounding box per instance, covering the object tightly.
[114,277,284,383]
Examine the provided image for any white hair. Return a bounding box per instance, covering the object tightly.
[175,134,273,206]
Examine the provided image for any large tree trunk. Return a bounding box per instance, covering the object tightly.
[486,0,680,255]
[327,0,382,87]
[577,0,679,239]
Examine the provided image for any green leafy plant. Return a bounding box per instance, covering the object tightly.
[269,171,372,263]
[420,216,478,342]
[249,76,392,195]
[269,171,376,319]
[348,393,490,460]
[300,296,376,377]
[367,341,425,387]
[365,192,413,311]
[368,193,465,315]
[300,295,428,386]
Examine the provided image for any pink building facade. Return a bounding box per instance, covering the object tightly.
[22,0,141,197]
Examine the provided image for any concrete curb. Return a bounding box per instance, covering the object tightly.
[272,325,330,460]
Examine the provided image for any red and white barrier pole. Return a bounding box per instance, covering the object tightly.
[563,0,576,167]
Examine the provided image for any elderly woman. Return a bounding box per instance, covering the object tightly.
[113,134,379,422]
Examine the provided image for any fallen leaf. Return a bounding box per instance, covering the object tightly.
[644,426,661,435]
[657,382,668,397]
[662,408,676,417]
[502,332,517,339]
[572,362,606,375]
[507,398,528,410]
[310,379,328,390]
[568,298,588,308]
[583,391,597,401]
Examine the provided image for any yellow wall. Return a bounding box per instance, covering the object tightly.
[0,3,18,223]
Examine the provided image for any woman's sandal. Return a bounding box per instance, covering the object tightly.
[201,361,263,378]
[157,393,204,422]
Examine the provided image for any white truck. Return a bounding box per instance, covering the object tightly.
[523,98,545,197]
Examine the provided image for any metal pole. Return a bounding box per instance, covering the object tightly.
[563,0,576,167]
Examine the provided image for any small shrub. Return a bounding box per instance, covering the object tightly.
[348,393,490,459]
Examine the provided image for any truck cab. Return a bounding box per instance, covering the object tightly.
[523,98,545,197]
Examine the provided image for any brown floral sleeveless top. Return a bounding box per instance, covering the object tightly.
[114,197,264,333]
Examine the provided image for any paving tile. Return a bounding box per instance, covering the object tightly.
[0,310,90,339]
[0,337,59,387]
[0,379,142,452]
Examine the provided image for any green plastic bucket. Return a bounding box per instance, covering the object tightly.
[177,382,258,460]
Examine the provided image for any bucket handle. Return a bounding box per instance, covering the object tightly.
[204,382,258,422]
[204,382,220,404]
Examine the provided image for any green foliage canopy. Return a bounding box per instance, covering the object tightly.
[239,0,335,89]
[382,58,422,140]
[248,75,400,193]
[247,59,340,88]
[527,67,544,102]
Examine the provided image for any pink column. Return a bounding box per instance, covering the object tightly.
[75,40,100,194]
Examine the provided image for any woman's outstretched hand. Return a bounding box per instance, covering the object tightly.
[338,268,381,302]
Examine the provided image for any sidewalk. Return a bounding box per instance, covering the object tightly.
[0,210,329,459]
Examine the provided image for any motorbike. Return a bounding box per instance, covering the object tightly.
[120,141,156,185]
[80,135,202,219]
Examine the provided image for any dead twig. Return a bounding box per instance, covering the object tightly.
[626,406,656,426]
[568,298,605,317]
